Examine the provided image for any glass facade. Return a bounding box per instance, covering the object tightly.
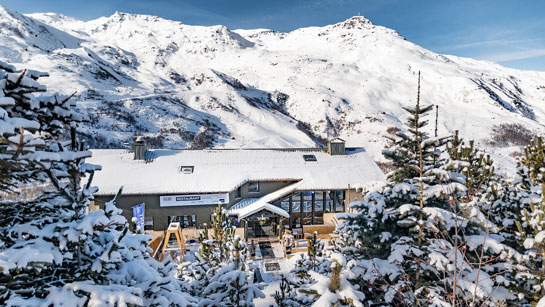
[314,192,324,224]
[335,190,345,212]
[246,211,279,238]
[325,191,334,212]
[291,193,301,228]
[281,197,290,212]
[272,190,345,228]
[302,192,313,225]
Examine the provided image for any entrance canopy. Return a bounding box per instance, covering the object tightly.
[230,200,290,220]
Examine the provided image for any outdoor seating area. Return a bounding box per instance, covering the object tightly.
[149,221,341,262]
[280,223,340,258]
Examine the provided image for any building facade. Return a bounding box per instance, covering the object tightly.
[89,139,384,238]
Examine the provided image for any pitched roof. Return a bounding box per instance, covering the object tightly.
[229,200,290,219]
[227,182,299,219]
[88,147,384,196]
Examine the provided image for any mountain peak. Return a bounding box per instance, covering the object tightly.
[107,11,184,25]
[0,5,19,19]
[335,16,373,29]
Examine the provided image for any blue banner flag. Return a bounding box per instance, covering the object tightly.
[132,203,145,232]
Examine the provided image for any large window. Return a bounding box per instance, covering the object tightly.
[291,193,301,228]
[302,192,313,225]
[326,191,335,212]
[144,217,154,230]
[314,192,324,224]
[271,190,345,228]
[326,190,345,213]
[168,215,196,228]
[335,191,345,212]
[280,197,290,212]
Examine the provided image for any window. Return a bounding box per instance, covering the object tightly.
[180,166,194,174]
[280,197,290,212]
[303,154,317,162]
[335,190,345,212]
[314,192,324,224]
[144,217,154,230]
[302,192,313,225]
[325,190,345,212]
[291,193,301,228]
[248,182,259,192]
[235,187,242,198]
[168,215,197,227]
[228,215,240,227]
[325,191,335,212]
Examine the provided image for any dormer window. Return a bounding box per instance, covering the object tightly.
[180,166,194,174]
[303,154,317,162]
[249,182,259,192]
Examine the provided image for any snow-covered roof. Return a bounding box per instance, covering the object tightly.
[229,200,290,219]
[229,198,260,211]
[227,182,300,218]
[88,148,385,195]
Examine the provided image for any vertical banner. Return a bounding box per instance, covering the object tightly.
[132,203,145,233]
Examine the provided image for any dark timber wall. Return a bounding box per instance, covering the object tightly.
[94,180,295,231]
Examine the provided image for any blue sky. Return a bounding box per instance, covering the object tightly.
[2,0,545,71]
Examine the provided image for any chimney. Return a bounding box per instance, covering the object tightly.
[327,138,345,155]
[133,136,147,160]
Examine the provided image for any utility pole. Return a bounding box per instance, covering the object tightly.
[434,105,439,165]
[435,105,439,138]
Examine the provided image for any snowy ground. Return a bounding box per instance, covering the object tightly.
[253,243,302,307]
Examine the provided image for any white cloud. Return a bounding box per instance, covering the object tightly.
[483,48,545,62]
[444,38,544,51]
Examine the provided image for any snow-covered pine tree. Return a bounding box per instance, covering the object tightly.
[334,188,395,260]
[200,234,264,307]
[208,203,236,263]
[444,131,511,231]
[362,73,459,303]
[0,62,90,303]
[291,253,365,307]
[272,274,305,307]
[180,204,236,296]
[287,230,329,303]
[510,136,545,304]
[336,73,520,305]
[179,224,215,296]
[446,130,495,203]
[181,204,264,306]
[442,130,528,306]
[0,62,195,306]
[0,63,46,191]
[382,72,438,184]
[307,231,324,271]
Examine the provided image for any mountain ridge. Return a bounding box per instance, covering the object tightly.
[1,5,545,173]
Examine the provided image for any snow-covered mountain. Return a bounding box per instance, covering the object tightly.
[1,6,545,169]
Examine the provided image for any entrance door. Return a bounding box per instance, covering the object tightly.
[246,211,279,238]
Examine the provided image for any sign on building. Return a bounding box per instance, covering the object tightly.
[160,193,229,207]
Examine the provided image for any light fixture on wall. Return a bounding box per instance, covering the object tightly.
[258,213,268,226]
